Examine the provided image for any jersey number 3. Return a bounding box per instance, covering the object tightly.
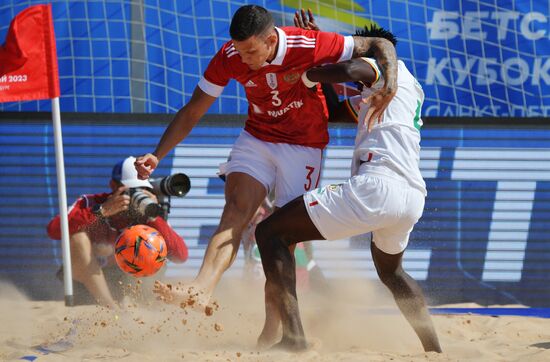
[304,166,316,191]
[270,90,281,106]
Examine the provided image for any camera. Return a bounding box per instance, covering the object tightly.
[128,188,163,219]
[150,173,191,197]
[128,173,191,220]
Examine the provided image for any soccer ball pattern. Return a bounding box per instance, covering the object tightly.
[115,225,167,277]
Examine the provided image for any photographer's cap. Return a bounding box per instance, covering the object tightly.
[112,156,153,189]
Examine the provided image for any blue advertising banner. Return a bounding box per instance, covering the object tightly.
[0,0,548,116]
[0,118,549,306]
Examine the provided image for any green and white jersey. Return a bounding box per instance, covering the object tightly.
[352,59,426,195]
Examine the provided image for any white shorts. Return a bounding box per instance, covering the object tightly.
[221,130,323,207]
[304,173,425,254]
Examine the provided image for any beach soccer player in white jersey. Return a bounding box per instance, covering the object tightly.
[254,25,442,353]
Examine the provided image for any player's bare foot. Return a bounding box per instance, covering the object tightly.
[257,329,279,350]
[152,280,214,313]
[257,314,284,350]
[270,336,308,352]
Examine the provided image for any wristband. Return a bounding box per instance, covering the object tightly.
[360,57,381,86]
[301,71,318,88]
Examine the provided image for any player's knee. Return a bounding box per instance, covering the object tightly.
[255,220,272,250]
[221,197,257,227]
[376,266,405,287]
[256,220,295,264]
[256,218,288,249]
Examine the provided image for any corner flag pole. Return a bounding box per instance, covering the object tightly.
[51,96,73,306]
[0,4,74,306]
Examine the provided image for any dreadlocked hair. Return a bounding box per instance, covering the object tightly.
[355,24,397,47]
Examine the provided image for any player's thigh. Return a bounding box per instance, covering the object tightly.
[372,186,425,255]
[225,131,276,193]
[70,231,93,260]
[272,143,323,207]
[223,172,268,227]
[257,196,324,246]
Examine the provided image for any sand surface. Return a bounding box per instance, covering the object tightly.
[1,279,550,362]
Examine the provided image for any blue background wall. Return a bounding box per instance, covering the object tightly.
[1,117,549,306]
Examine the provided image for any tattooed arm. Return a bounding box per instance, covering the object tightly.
[351,36,398,130]
[352,36,397,93]
[294,8,398,129]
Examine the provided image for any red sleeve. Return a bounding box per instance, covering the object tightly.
[313,30,346,66]
[46,195,101,240]
[203,43,233,87]
[147,217,188,263]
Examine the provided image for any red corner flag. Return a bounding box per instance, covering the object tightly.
[0,4,60,102]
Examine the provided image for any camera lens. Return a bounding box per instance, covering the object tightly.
[130,189,162,218]
[152,173,191,197]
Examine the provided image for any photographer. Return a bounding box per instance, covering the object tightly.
[47,156,188,308]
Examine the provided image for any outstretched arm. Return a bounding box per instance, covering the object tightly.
[304,58,382,128]
[135,87,216,179]
[305,57,377,86]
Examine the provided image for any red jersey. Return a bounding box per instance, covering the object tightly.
[199,27,354,149]
[47,193,188,263]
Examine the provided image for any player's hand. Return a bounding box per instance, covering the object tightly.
[294,8,320,31]
[135,153,158,180]
[101,186,130,217]
[361,86,396,131]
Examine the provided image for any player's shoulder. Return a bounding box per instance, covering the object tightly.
[395,60,424,101]
[397,60,411,74]
[80,192,109,207]
[280,26,341,42]
[215,40,240,61]
[279,26,317,46]
[280,26,316,37]
[278,27,323,60]
[397,60,419,84]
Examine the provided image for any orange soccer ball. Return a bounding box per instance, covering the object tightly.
[115,225,167,277]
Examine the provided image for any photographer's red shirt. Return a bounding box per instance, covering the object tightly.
[47,192,188,263]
